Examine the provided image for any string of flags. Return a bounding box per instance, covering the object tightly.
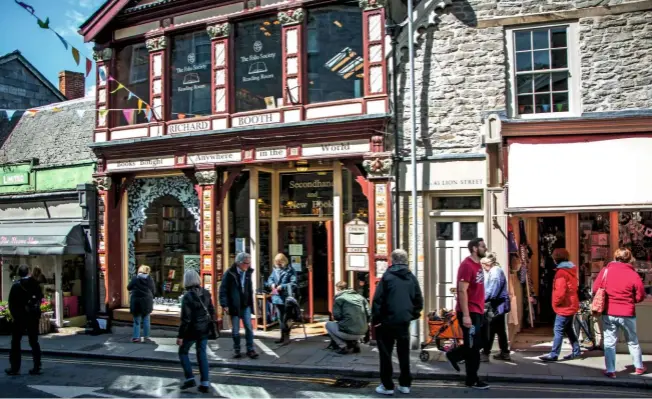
[0,107,205,124]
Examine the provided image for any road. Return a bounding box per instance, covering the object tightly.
[0,355,648,398]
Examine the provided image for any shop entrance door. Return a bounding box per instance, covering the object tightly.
[430,218,484,311]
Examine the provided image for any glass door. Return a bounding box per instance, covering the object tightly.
[278,222,313,322]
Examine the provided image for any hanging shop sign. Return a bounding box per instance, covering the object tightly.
[188,150,242,165]
[168,120,211,134]
[1,172,28,186]
[106,156,176,171]
[256,146,287,160]
[231,111,281,127]
[345,219,369,271]
[302,140,370,157]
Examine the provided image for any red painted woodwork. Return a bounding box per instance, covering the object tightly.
[326,220,334,316]
[104,184,123,309]
[501,115,652,137]
[280,14,304,107]
[211,34,230,115]
[362,7,386,97]
[217,166,244,207]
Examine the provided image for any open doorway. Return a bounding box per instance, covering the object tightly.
[536,217,566,325]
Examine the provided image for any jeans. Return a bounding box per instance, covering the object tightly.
[275,304,288,333]
[602,315,643,373]
[179,338,209,385]
[550,314,580,358]
[448,312,484,385]
[377,323,411,390]
[9,318,41,371]
[132,314,151,340]
[231,307,254,353]
[325,321,364,349]
[482,313,509,355]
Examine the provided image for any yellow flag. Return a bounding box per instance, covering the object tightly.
[51,107,62,113]
[98,109,109,118]
[110,84,125,94]
[137,99,143,112]
[71,47,80,65]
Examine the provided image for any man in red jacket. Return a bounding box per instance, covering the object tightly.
[593,248,647,377]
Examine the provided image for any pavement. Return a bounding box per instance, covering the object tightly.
[0,326,650,390]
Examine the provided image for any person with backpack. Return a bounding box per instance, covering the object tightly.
[127,265,156,343]
[481,252,511,362]
[265,253,297,346]
[5,265,43,376]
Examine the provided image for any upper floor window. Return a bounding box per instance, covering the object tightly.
[114,43,150,126]
[507,24,579,118]
[234,16,282,113]
[170,30,212,120]
[307,4,363,104]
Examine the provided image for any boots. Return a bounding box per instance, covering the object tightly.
[280,330,291,346]
[274,331,285,344]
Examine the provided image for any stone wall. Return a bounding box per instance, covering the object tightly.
[0,59,62,110]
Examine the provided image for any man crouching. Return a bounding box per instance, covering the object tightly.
[325,281,370,354]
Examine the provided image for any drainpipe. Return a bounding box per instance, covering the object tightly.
[386,16,400,251]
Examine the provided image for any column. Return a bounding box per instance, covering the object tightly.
[92,48,112,141]
[360,0,388,101]
[207,22,231,120]
[333,161,343,287]
[279,8,304,107]
[145,35,167,124]
[249,169,259,297]
[195,170,218,307]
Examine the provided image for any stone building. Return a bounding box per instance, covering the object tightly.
[391,0,652,346]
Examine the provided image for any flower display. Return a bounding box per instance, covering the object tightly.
[0,301,12,321]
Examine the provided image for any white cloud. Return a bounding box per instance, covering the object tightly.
[85,84,96,98]
[66,10,87,25]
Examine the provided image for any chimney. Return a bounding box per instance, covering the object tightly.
[58,70,85,100]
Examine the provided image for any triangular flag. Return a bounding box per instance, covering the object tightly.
[98,109,109,118]
[15,1,35,15]
[26,109,37,117]
[98,68,106,81]
[137,99,143,112]
[127,91,134,100]
[122,109,134,124]
[51,107,62,113]
[107,76,114,81]
[55,32,68,49]
[85,58,92,77]
[75,110,85,119]
[145,109,153,122]
[5,110,16,120]
[71,47,80,65]
[110,83,124,94]
[178,113,186,119]
[37,17,49,29]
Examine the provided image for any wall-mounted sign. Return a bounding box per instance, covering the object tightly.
[168,120,211,134]
[399,159,486,192]
[106,156,176,171]
[375,183,389,256]
[256,146,287,160]
[345,219,368,248]
[302,140,370,157]
[1,172,28,186]
[346,253,368,272]
[188,151,242,165]
[289,244,303,256]
[231,111,281,127]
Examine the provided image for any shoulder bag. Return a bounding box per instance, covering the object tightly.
[591,268,609,316]
[194,291,220,340]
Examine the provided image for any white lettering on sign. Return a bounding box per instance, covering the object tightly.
[302,140,370,157]
[168,120,211,134]
[256,147,287,160]
[106,157,176,171]
[188,151,242,165]
[231,112,280,127]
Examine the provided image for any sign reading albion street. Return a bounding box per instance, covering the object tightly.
[188,151,242,165]
[168,120,211,134]
[106,156,176,171]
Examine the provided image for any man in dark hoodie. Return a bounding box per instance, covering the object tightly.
[372,249,423,395]
[5,265,43,376]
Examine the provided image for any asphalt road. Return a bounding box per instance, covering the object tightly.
[0,354,648,398]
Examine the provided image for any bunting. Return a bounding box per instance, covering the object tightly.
[71,47,80,65]
[98,109,109,118]
[37,17,49,29]
[85,58,92,77]
[145,108,153,122]
[55,32,68,50]
[4,110,16,120]
[15,1,35,14]
[110,83,125,94]
[127,91,134,100]
[137,99,143,113]
[122,109,134,123]
[25,109,37,117]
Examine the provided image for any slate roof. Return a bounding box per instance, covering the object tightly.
[0,97,96,167]
[0,51,66,103]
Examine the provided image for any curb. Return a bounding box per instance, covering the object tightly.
[1,348,648,389]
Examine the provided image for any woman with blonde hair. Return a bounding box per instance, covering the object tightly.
[480,253,511,362]
[127,265,155,343]
[265,253,297,345]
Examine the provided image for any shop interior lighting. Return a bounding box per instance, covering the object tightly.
[296,167,309,172]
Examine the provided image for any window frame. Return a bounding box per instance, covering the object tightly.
[506,22,581,119]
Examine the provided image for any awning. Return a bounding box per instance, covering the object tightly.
[0,222,87,255]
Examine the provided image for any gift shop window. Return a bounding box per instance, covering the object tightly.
[113,43,151,126]
[170,30,212,120]
[507,24,580,118]
[578,213,610,292]
[307,4,363,104]
[618,212,652,289]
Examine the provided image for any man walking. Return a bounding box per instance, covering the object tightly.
[325,281,370,354]
[219,252,258,359]
[5,265,43,376]
[446,238,490,389]
[372,249,423,395]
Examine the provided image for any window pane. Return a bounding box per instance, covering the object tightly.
[533,50,550,70]
[234,17,282,112]
[113,44,150,127]
[432,196,482,210]
[552,72,568,91]
[280,172,333,217]
[517,95,533,114]
[460,223,478,241]
[170,31,212,120]
[553,92,569,112]
[535,93,552,113]
[307,5,363,104]
[516,52,532,72]
[436,222,453,240]
[534,73,551,93]
[551,27,567,48]
[551,49,568,69]
[533,30,549,50]
[517,75,533,94]
[515,31,531,51]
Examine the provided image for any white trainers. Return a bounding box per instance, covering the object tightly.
[397,386,410,394]
[376,385,394,395]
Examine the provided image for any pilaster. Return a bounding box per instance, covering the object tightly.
[279,8,304,107]
[207,22,231,116]
[93,48,112,142]
[146,34,167,122]
[196,170,219,309]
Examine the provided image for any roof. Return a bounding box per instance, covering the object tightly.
[0,51,66,102]
[0,97,97,167]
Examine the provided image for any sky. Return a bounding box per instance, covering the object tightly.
[0,0,106,97]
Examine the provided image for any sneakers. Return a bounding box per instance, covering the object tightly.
[233,352,243,359]
[4,368,19,376]
[562,353,581,361]
[131,338,141,343]
[198,385,210,394]
[634,367,647,375]
[538,354,558,362]
[480,353,489,362]
[375,385,394,395]
[445,352,460,372]
[246,350,259,359]
[493,352,511,361]
[336,347,349,355]
[180,379,197,390]
[467,380,490,390]
[397,386,410,394]
[604,371,616,379]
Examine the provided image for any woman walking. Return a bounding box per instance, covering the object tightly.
[127,265,155,343]
[177,270,215,393]
[481,253,511,362]
[265,253,297,345]
[594,248,646,378]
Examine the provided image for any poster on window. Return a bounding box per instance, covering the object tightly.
[170,31,212,119]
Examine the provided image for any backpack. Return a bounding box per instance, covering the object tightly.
[20,283,40,316]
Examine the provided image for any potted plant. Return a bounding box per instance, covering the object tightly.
[0,301,12,335]
[39,298,53,335]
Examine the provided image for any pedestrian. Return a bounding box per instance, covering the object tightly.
[594,248,647,378]
[446,237,490,390]
[372,249,423,395]
[539,248,581,362]
[31,267,46,285]
[219,252,258,359]
[481,252,511,362]
[177,270,215,393]
[127,265,156,343]
[5,265,43,376]
[265,253,296,346]
[326,281,370,354]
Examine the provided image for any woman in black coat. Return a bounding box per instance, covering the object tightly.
[177,270,215,393]
[127,265,156,343]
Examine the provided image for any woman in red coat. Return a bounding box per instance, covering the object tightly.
[539,248,581,362]
[593,248,646,378]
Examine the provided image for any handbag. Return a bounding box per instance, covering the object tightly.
[591,268,609,315]
[194,291,220,340]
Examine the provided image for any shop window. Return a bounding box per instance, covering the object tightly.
[259,172,272,281]
[618,212,652,288]
[508,24,579,117]
[307,5,363,104]
[228,172,251,265]
[436,222,453,240]
[113,44,151,126]
[432,196,482,210]
[234,17,282,112]
[280,172,333,217]
[343,168,368,224]
[170,30,212,119]
[578,213,610,291]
